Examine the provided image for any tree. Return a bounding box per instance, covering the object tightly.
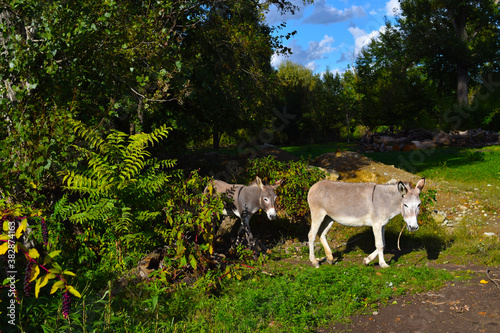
[308,69,343,142]
[176,0,277,150]
[398,0,500,107]
[0,0,208,205]
[276,61,319,144]
[340,69,362,142]
[355,22,436,129]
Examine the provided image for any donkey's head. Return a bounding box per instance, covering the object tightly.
[398,178,425,232]
[255,177,282,220]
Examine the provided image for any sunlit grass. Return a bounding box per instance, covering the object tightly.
[180,263,454,332]
[280,142,357,159]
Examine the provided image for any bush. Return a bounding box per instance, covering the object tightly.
[245,156,326,222]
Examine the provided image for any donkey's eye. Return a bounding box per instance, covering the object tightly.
[264,197,269,203]
[404,204,408,208]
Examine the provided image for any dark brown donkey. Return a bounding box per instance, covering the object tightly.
[206,176,282,248]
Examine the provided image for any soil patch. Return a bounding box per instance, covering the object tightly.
[329,266,500,333]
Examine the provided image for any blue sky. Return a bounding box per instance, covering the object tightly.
[265,0,402,75]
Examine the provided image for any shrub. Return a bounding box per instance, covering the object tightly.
[54,120,177,265]
[246,156,326,222]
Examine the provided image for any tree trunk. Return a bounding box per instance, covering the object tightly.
[457,62,468,107]
[451,6,469,106]
[212,129,220,150]
[345,108,350,143]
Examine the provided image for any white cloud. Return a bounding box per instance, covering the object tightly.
[307,35,335,60]
[303,0,366,24]
[305,61,317,72]
[385,0,402,17]
[271,35,335,69]
[348,25,387,56]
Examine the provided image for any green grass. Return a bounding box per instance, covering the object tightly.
[170,263,454,333]
[280,142,357,159]
[365,146,500,184]
[365,146,500,205]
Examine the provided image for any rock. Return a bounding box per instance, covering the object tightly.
[376,135,407,146]
[319,167,340,181]
[216,216,238,241]
[411,140,436,150]
[308,165,340,181]
[433,132,451,145]
[431,210,447,224]
[354,169,378,183]
[324,169,340,181]
[117,247,170,288]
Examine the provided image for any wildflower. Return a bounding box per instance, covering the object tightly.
[24,260,32,297]
[62,290,72,319]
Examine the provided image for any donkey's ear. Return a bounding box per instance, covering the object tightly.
[397,181,408,195]
[255,176,264,189]
[416,178,425,191]
[272,179,283,189]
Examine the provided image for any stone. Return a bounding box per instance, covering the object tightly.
[431,210,447,224]
[216,216,238,241]
[308,166,340,181]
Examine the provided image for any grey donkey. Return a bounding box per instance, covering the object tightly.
[206,176,282,249]
[307,178,425,268]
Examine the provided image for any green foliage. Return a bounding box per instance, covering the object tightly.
[55,120,177,263]
[177,0,281,149]
[275,61,321,144]
[161,170,225,272]
[355,22,436,129]
[399,0,500,120]
[245,156,326,221]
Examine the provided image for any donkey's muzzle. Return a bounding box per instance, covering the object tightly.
[406,225,419,232]
[266,208,277,220]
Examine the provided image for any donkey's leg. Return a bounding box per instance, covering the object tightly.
[319,218,335,264]
[363,222,389,268]
[241,214,255,247]
[308,209,326,268]
[236,222,244,245]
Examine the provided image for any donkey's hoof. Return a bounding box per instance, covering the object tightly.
[253,240,267,253]
[379,262,390,268]
[311,259,320,268]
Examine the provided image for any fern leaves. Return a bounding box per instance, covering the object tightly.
[57,121,176,256]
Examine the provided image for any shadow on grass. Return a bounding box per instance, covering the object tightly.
[213,214,311,255]
[331,227,452,267]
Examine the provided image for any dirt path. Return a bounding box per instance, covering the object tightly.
[329,266,500,333]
